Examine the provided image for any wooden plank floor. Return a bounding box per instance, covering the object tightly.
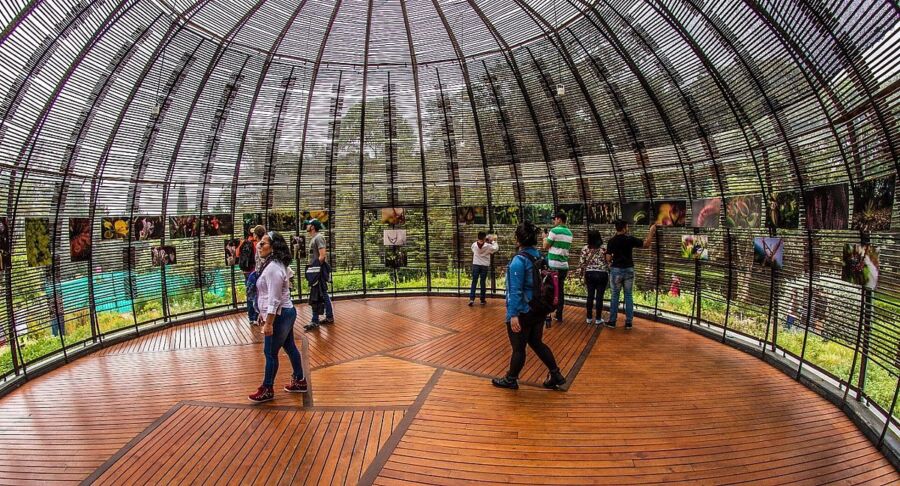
[0,296,893,485]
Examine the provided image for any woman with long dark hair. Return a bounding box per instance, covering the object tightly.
[492,221,566,390]
[249,231,307,402]
[579,230,609,325]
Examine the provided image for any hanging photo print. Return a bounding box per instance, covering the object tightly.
[681,234,710,260]
[492,206,520,226]
[558,203,585,225]
[25,218,52,267]
[384,229,407,246]
[621,202,651,226]
[300,210,329,229]
[101,216,130,240]
[169,215,200,238]
[653,201,686,227]
[242,212,264,235]
[380,208,406,226]
[151,245,177,266]
[203,213,234,236]
[768,192,800,230]
[852,175,894,232]
[224,239,240,266]
[69,218,92,262]
[841,244,879,290]
[457,206,487,225]
[691,198,721,228]
[804,183,848,230]
[0,217,10,270]
[753,237,783,270]
[589,202,619,225]
[525,204,554,225]
[725,195,762,228]
[385,247,408,268]
[268,210,296,232]
[132,216,164,240]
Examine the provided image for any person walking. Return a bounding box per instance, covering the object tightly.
[542,211,572,323]
[468,231,498,306]
[605,220,657,329]
[578,230,608,325]
[238,225,265,326]
[304,219,334,330]
[248,231,307,403]
[491,221,566,391]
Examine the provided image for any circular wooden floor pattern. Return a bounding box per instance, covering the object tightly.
[0,297,895,485]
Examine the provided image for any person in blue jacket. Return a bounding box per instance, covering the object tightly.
[492,221,567,390]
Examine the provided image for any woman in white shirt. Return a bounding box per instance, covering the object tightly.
[249,231,307,403]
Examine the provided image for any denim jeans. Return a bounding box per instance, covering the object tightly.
[247,297,258,322]
[584,271,609,320]
[469,264,489,302]
[51,315,65,337]
[608,267,635,325]
[311,286,333,323]
[263,306,304,387]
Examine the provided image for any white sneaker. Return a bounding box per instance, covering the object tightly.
[586,318,593,325]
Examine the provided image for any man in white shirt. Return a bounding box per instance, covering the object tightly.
[469,231,499,306]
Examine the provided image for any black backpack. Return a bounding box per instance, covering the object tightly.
[238,239,255,272]
[517,251,559,317]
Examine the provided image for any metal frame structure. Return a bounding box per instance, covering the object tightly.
[0,0,897,448]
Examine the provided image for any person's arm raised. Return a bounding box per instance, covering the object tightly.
[643,224,658,249]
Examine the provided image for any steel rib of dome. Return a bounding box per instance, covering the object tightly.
[0,0,898,437]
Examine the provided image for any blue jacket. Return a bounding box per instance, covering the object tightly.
[505,247,540,322]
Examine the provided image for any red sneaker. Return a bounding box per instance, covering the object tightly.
[284,378,308,393]
[248,385,274,403]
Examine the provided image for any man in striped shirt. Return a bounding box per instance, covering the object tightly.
[543,211,573,323]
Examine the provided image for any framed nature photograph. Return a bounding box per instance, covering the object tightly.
[725,195,762,228]
[621,202,651,226]
[768,191,800,230]
[132,216,164,240]
[753,237,783,270]
[25,218,52,267]
[101,216,130,240]
[268,210,296,232]
[691,198,721,228]
[151,245,177,266]
[525,204,554,225]
[589,202,619,225]
[169,215,200,239]
[224,239,240,266]
[300,210,329,229]
[457,206,487,225]
[492,205,520,226]
[242,212,264,235]
[681,234,710,260]
[852,175,894,232]
[203,213,234,236]
[0,217,10,270]
[841,243,879,290]
[380,208,406,226]
[384,229,407,247]
[804,183,848,230]
[559,203,585,225]
[653,201,686,227]
[384,247,408,268]
[68,218,92,262]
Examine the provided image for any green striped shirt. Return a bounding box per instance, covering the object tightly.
[546,225,573,270]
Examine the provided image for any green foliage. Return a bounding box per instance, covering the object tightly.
[24,218,51,267]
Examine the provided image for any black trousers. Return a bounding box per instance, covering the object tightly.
[506,310,559,379]
[555,269,568,320]
[585,271,609,319]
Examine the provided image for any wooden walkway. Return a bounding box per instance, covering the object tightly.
[0,296,893,485]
